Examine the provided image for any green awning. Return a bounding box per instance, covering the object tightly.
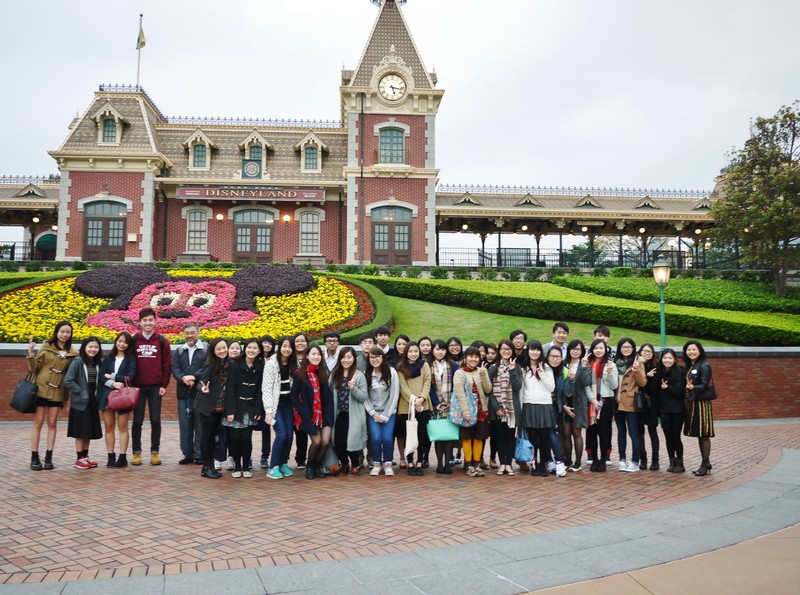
[35,234,56,249]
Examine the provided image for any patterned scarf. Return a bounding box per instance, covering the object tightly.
[432,359,451,407]
[492,362,515,424]
[294,364,323,429]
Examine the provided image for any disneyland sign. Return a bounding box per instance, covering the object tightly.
[177,186,324,202]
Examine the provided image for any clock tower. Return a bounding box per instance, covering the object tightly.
[341,0,444,265]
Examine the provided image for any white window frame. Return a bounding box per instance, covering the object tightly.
[294,206,326,255]
[181,205,212,253]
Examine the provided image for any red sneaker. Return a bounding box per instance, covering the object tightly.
[86,458,98,468]
[73,458,93,469]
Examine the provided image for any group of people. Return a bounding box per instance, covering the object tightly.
[25,311,718,480]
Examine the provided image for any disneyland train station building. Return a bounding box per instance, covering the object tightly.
[0,0,716,267]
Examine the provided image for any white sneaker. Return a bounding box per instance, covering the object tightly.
[226,456,235,470]
[384,462,394,476]
[213,460,222,471]
[231,470,242,478]
[618,460,628,471]
[624,461,640,473]
[546,461,556,474]
[569,463,582,472]
[370,464,381,476]
[555,462,567,477]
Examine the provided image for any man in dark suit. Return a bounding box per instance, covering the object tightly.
[171,323,206,464]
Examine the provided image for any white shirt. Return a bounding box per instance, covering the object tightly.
[521,366,555,405]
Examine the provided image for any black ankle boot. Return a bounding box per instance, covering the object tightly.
[31,451,42,471]
[201,463,221,479]
[114,454,128,468]
[650,458,659,471]
[639,454,648,470]
[673,458,685,473]
[305,467,315,480]
[107,453,117,468]
[667,457,676,472]
[43,450,54,470]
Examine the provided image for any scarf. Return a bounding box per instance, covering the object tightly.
[408,359,424,378]
[432,359,451,407]
[492,362,515,425]
[294,364,323,429]
[463,366,488,422]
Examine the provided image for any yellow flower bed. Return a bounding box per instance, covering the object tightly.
[166,269,235,277]
[0,275,357,343]
[202,277,357,340]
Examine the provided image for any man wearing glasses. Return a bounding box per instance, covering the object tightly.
[323,331,343,373]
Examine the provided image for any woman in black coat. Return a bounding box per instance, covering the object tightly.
[683,341,716,476]
[197,338,230,479]
[657,348,686,473]
[223,338,265,477]
[291,344,334,480]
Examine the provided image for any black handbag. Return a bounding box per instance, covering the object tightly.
[634,389,650,413]
[11,373,38,414]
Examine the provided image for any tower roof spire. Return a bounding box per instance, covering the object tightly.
[349,0,434,89]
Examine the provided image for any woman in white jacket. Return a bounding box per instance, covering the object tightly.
[262,337,296,480]
[519,340,556,477]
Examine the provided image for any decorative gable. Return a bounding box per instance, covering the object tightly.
[238,130,273,153]
[514,193,543,207]
[182,129,217,171]
[182,128,217,150]
[575,195,602,208]
[633,196,662,210]
[691,198,712,210]
[14,184,46,198]
[454,193,482,206]
[90,101,129,145]
[293,131,328,153]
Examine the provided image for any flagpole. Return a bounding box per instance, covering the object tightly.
[136,13,143,90]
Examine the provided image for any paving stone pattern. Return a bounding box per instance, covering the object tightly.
[0,421,798,586]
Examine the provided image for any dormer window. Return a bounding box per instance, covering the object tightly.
[91,101,127,146]
[102,119,117,143]
[183,128,216,172]
[249,145,262,160]
[238,131,272,179]
[295,131,327,173]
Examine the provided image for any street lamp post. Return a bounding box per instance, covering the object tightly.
[652,256,671,350]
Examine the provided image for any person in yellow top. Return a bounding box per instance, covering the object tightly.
[26,321,78,471]
[396,341,432,475]
[453,346,493,477]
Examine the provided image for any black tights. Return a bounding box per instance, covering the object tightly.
[306,427,332,470]
[496,423,516,466]
[228,426,254,471]
[527,427,551,467]
[562,417,584,466]
[639,419,660,462]
[698,436,711,465]
[660,413,684,460]
[333,415,359,467]
[434,440,454,469]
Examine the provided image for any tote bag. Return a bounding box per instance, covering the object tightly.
[514,428,533,462]
[404,400,419,456]
[427,414,460,441]
[448,374,477,428]
[11,373,38,414]
[108,378,140,411]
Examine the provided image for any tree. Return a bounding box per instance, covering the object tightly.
[710,101,800,297]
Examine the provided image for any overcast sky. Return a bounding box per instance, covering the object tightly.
[1,0,798,248]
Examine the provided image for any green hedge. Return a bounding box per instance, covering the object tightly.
[343,276,800,346]
[551,276,800,314]
[0,271,81,293]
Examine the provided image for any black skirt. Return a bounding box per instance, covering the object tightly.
[684,399,714,438]
[460,419,489,441]
[521,403,557,429]
[67,396,103,440]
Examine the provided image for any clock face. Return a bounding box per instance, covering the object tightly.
[378,74,407,101]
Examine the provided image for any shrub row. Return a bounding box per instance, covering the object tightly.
[346,276,800,346]
[552,276,800,314]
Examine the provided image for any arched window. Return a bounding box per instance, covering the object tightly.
[379,128,404,164]
[102,119,117,143]
[83,201,127,262]
[233,209,274,263]
[300,212,320,253]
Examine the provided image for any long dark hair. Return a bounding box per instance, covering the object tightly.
[365,346,392,392]
[587,338,610,365]
[296,344,328,385]
[330,346,358,386]
[546,346,564,378]
[260,334,276,359]
[396,341,423,378]
[446,336,463,364]
[523,339,544,371]
[682,340,706,367]
[78,336,102,366]
[639,342,658,369]
[275,336,297,375]
[431,339,448,363]
[108,331,134,360]
[293,332,309,358]
[564,339,585,366]
[658,347,683,381]
[242,338,263,364]
[205,337,228,376]
[614,337,637,366]
[47,320,73,351]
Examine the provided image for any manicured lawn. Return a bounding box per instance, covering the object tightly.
[386,296,735,347]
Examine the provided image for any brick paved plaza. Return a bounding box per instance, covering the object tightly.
[1,419,799,591]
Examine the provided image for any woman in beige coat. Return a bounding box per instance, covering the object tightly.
[613,338,647,473]
[396,341,432,475]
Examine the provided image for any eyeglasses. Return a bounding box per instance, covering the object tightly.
[325,338,339,343]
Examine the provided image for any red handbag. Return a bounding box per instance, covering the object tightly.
[108,378,140,411]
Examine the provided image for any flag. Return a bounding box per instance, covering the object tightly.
[136,24,146,50]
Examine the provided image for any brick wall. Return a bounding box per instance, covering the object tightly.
[3,353,797,422]
[66,171,146,259]
[357,114,428,168]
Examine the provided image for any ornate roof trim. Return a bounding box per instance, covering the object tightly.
[574,195,603,208]
[293,130,328,152]
[453,192,482,206]
[691,198,712,210]
[238,130,274,151]
[633,196,662,210]
[182,128,217,149]
[90,100,129,125]
[514,193,543,207]
[13,183,46,198]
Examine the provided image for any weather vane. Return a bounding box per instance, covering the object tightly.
[370,0,407,7]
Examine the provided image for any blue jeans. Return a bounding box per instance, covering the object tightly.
[270,402,294,468]
[618,411,642,463]
[549,404,563,462]
[178,398,202,460]
[367,414,396,465]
